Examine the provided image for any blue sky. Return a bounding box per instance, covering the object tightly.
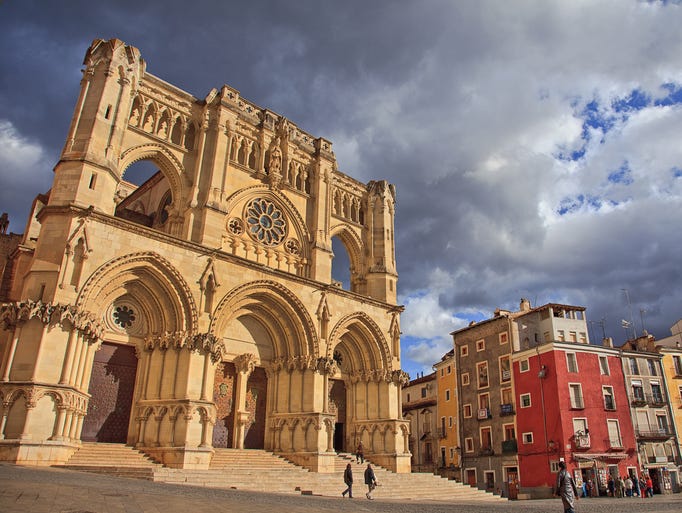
[1,1,682,379]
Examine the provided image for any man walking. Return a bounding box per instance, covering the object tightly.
[556,461,579,513]
[341,463,353,498]
[364,463,377,500]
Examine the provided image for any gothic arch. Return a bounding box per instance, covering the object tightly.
[328,312,391,372]
[329,223,364,276]
[76,251,198,335]
[118,143,189,212]
[210,280,318,359]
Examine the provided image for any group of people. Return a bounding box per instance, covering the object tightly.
[341,442,377,500]
[606,473,654,498]
[557,461,658,513]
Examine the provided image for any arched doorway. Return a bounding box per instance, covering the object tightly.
[81,342,137,443]
[212,362,268,449]
[329,378,347,451]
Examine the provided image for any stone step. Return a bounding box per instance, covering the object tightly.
[54,444,504,502]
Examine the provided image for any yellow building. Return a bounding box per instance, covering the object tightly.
[434,349,461,480]
[0,38,410,473]
[656,320,682,483]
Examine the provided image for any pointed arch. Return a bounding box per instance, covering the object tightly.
[210,280,318,359]
[328,312,391,372]
[119,143,189,214]
[76,251,198,334]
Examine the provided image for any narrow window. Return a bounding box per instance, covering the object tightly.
[599,356,610,375]
[88,173,97,190]
[566,353,578,373]
[569,383,584,409]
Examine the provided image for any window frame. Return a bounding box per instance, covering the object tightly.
[477,361,489,389]
[522,432,534,444]
[476,339,486,352]
[519,359,530,373]
[569,382,584,409]
[602,385,616,410]
[599,355,610,376]
[566,352,578,373]
[520,393,532,408]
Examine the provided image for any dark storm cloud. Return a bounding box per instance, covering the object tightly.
[1,1,682,376]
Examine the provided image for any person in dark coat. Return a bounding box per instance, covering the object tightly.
[341,463,353,498]
[364,463,377,500]
[356,441,364,464]
[556,461,579,513]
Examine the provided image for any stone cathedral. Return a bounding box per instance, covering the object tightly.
[0,38,410,472]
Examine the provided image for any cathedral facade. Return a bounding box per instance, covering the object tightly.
[0,38,409,472]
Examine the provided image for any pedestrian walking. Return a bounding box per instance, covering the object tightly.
[341,463,353,498]
[356,441,364,464]
[556,461,579,513]
[364,463,377,500]
[645,475,653,498]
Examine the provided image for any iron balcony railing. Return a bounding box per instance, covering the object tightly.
[501,439,518,454]
[636,428,673,440]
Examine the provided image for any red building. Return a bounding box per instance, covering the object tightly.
[512,304,638,498]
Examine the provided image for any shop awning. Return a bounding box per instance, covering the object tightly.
[574,453,628,461]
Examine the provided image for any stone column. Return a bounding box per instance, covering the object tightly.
[232,353,257,449]
[1,325,22,381]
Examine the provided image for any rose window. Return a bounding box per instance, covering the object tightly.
[113,305,136,328]
[245,198,286,246]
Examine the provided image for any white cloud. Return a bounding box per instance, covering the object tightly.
[0,120,51,232]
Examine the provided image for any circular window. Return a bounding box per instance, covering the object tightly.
[245,198,286,246]
[113,305,136,329]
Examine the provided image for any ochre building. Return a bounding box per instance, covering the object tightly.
[0,38,409,473]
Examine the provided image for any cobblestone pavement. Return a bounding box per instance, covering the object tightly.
[1,463,681,513]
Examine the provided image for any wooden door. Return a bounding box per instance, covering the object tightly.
[81,343,137,443]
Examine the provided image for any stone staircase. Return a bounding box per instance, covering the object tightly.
[57,442,161,480]
[57,444,504,502]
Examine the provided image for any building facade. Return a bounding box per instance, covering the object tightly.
[621,334,680,492]
[402,372,438,472]
[656,319,682,483]
[452,307,518,497]
[0,38,410,472]
[433,349,461,480]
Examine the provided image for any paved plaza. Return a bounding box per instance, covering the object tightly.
[1,463,681,513]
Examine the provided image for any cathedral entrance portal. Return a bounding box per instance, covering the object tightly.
[81,342,137,443]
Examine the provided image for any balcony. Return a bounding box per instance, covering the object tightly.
[500,403,515,416]
[646,393,666,407]
[574,434,591,449]
[477,408,492,420]
[479,446,495,456]
[629,394,647,406]
[501,439,518,454]
[636,429,673,440]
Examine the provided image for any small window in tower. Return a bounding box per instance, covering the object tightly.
[105,105,112,119]
[89,173,97,190]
